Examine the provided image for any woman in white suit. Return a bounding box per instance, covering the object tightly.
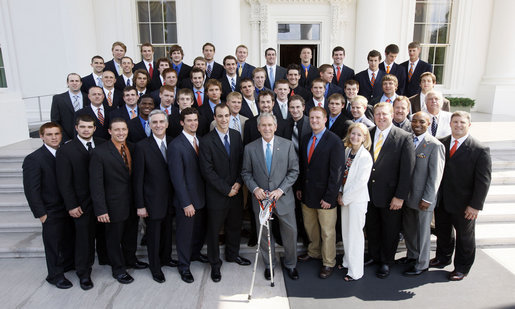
[337,123,373,281]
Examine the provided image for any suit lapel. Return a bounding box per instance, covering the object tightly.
[308,130,328,165]
[213,130,229,158]
[64,94,75,113]
[108,141,129,173]
[73,138,89,156]
[374,127,395,164]
[149,136,166,163]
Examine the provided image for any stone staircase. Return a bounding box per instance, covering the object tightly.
[0,139,514,258]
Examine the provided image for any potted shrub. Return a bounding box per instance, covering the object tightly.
[446,97,475,113]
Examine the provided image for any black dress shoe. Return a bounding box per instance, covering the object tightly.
[180,269,194,283]
[127,260,149,269]
[191,254,209,263]
[403,266,428,276]
[429,257,451,269]
[162,259,179,267]
[152,271,166,283]
[211,267,222,282]
[319,266,334,279]
[298,253,314,262]
[285,267,299,280]
[113,272,134,284]
[395,257,417,265]
[264,268,271,280]
[226,256,251,266]
[47,277,73,289]
[449,270,467,281]
[79,277,94,290]
[376,264,390,279]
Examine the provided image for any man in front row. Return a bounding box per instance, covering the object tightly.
[23,122,74,289]
[242,112,300,281]
[133,110,178,284]
[430,111,491,281]
[200,104,251,283]
[90,118,148,285]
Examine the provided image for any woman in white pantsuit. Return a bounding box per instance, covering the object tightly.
[337,123,373,281]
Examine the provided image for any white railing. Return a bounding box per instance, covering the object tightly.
[23,94,54,126]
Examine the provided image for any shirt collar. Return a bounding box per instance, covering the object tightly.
[44,144,57,157]
[77,135,94,150]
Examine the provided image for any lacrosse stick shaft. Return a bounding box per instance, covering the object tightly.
[248,221,265,300]
[267,220,275,287]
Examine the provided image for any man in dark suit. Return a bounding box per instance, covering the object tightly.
[327,93,353,139]
[299,47,319,89]
[343,79,359,118]
[81,55,105,94]
[263,48,287,90]
[198,79,222,124]
[114,56,135,91]
[430,111,492,281]
[400,41,433,97]
[392,96,412,133]
[104,41,126,76]
[220,55,240,101]
[90,118,148,284]
[235,44,256,79]
[128,95,154,143]
[319,64,343,99]
[75,86,110,139]
[147,58,171,92]
[296,107,345,279]
[133,43,155,80]
[379,44,406,95]
[169,44,192,85]
[101,70,123,113]
[203,42,224,80]
[23,122,74,289]
[150,68,178,108]
[168,107,208,283]
[56,115,105,290]
[200,104,251,282]
[370,74,399,106]
[350,95,376,128]
[189,68,209,108]
[133,110,178,284]
[355,50,386,102]
[331,46,355,89]
[253,67,271,97]
[157,85,175,116]
[366,102,415,279]
[133,69,150,96]
[238,78,260,119]
[273,79,291,121]
[286,64,311,102]
[110,86,139,123]
[304,78,328,114]
[409,72,450,114]
[167,89,192,138]
[51,73,89,142]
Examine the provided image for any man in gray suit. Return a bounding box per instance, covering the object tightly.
[402,111,445,276]
[241,112,300,280]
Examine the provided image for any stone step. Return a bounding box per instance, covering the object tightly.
[485,185,515,203]
[491,170,515,185]
[0,194,29,212]
[0,211,39,233]
[492,160,515,171]
[478,203,515,223]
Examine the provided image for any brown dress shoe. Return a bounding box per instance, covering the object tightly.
[429,257,451,269]
[319,266,334,279]
[449,270,467,281]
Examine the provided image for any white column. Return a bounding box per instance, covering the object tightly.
[212,0,241,63]
[477,0,515,115]
[353,0,387,70]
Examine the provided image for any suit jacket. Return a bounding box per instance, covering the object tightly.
[56,137,105,213]
[110,105,137,124]
[50,91,90,141]
[114,75,133,92]
[133,135,174,220]
[23,146,65,219]
[331,64,355,89]
[127,116,149,143]
[238,62,255,79]
[354,116,376,129]
[263,65,287,89]
[394,118,413,133]
[328,113,353,139]
[438,135,491,213]
[200,129,243,210]
[325,83,343,99]
[283,115,312,144]
[206,61,225,80]
[148,72,164,92]
[75,105,110,140]
[243,115,288,145]
[355,69,386,102]
[400,60,433,97]
[133,60,155,75]
[102,88,124,112]
[241,136,299,216]
[167,133,205,210]
[288,85,311,102]
[239,98,259,119]
[209,114,247,140]
[368,126,415,207]
[166,106,183,138]
[81,73,100,94]
[409,93,451,114]
[406,134,445,211]
[220,75,240,101]
[430,111,452,138]
[379,62,407,95]
[104,59,120,76]
[299,129,345,209]
[175,62,192,84]
[299,65,319,89]
[342,145,373,205]
[305,97,330,115]
[273,100,291,121]
[89,140,134,222]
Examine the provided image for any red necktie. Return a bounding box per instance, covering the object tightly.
[408,63,414,81]
[336,66,341,82]
[371,72,376,87]
[290,89,294,96]
[449,140,458,157]
[193,136,199,155]
[196,91,203,106]
[307,136,316,164]
[148,63,153,79]
[165,108,169,115]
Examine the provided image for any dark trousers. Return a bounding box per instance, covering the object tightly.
[122,208,139,265]
[365,202,402,265]
[145,214,173,274]
[95,221,109,264]
[435,203,476,274]
[206,200,243,267]
[42,215,74,282]
[105,221,126,276]
[73,209,95,278]
[175,207,206,272]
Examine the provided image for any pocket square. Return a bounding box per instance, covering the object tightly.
[417,153,427,159]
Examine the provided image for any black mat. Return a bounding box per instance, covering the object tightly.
[283,250,515,308]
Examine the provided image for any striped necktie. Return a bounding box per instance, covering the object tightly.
[373,132,384,161]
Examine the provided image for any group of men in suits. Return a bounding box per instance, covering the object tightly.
[27,39,492,291]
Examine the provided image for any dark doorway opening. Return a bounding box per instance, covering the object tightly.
[279,44,318,68]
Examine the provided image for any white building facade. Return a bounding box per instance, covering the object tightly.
[0,0,513,146]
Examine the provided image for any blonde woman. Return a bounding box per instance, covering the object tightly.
[337,123,373,281]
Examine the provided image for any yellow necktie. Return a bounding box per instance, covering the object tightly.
[238,65,243,77]
[374,132,384,161]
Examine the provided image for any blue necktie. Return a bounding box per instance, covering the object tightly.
[265,143,272,174]
[144,121,151,137]
[413,136,419,147]
[231,78,236,91]
[224,134,230,155]
[329,118,335,129]
[269,67,275,89]
[431,116,438,136]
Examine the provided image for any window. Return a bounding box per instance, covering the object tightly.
[277,24,320,41]
[0,47,6,88]
[137,0,177,58]
[413,0,453,84]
